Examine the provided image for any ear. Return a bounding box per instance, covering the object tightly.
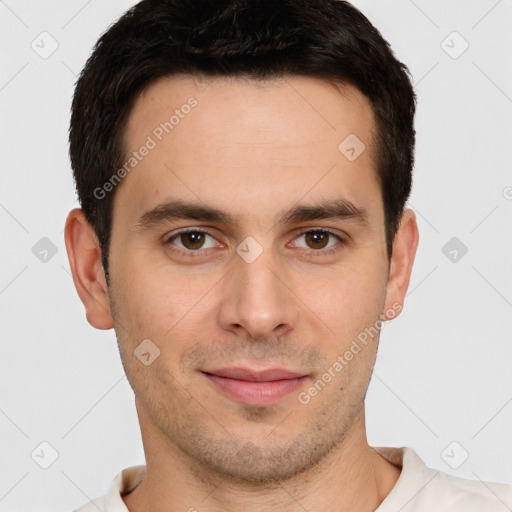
[382,208,419,319]
[64,208,114,329]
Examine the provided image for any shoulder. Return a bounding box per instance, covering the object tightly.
[424,469,512,511]
[70,465,146,512]
[374,446,512,512]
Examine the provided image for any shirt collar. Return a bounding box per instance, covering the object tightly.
[373,446,437,511]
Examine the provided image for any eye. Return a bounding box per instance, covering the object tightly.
[166,229,220,253]
[164,227,345,258]
[292,229,344,255]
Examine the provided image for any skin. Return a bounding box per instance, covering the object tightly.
[65,75,419,512]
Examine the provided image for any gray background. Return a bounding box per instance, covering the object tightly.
[1,0,511,510]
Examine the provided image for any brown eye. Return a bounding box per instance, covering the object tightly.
[292,229,344,257]
[304,231,330,249]
[179,232,206,250]
[167,229,218,253]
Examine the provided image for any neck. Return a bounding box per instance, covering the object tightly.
[123,406,401,512]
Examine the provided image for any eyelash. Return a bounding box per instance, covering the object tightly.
[164,227,345,258]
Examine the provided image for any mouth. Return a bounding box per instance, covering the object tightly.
[201,367,310,406]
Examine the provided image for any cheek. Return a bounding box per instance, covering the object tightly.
[112,279,190,399]
[111,264,215,378]
[113,262,184,330]
[306,263,386,335]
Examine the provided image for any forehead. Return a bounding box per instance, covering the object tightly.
[115,74,381,226]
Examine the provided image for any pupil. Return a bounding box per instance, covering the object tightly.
[182,232,204,249]
[306,232,328,249]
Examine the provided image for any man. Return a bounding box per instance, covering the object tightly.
[64,0,512,511]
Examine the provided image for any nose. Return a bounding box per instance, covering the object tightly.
[218,247,299,340]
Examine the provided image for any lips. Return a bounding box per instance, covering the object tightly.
[201,367,309,406]
[203,367,305,382]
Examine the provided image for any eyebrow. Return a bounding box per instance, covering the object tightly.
[135,198,369,230]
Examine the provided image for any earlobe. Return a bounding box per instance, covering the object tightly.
[382,208,419,319]
[64,208,114,330]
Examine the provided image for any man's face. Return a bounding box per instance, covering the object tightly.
[106,75,397,481]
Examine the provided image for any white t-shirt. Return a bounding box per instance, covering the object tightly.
[73,446,512,511]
